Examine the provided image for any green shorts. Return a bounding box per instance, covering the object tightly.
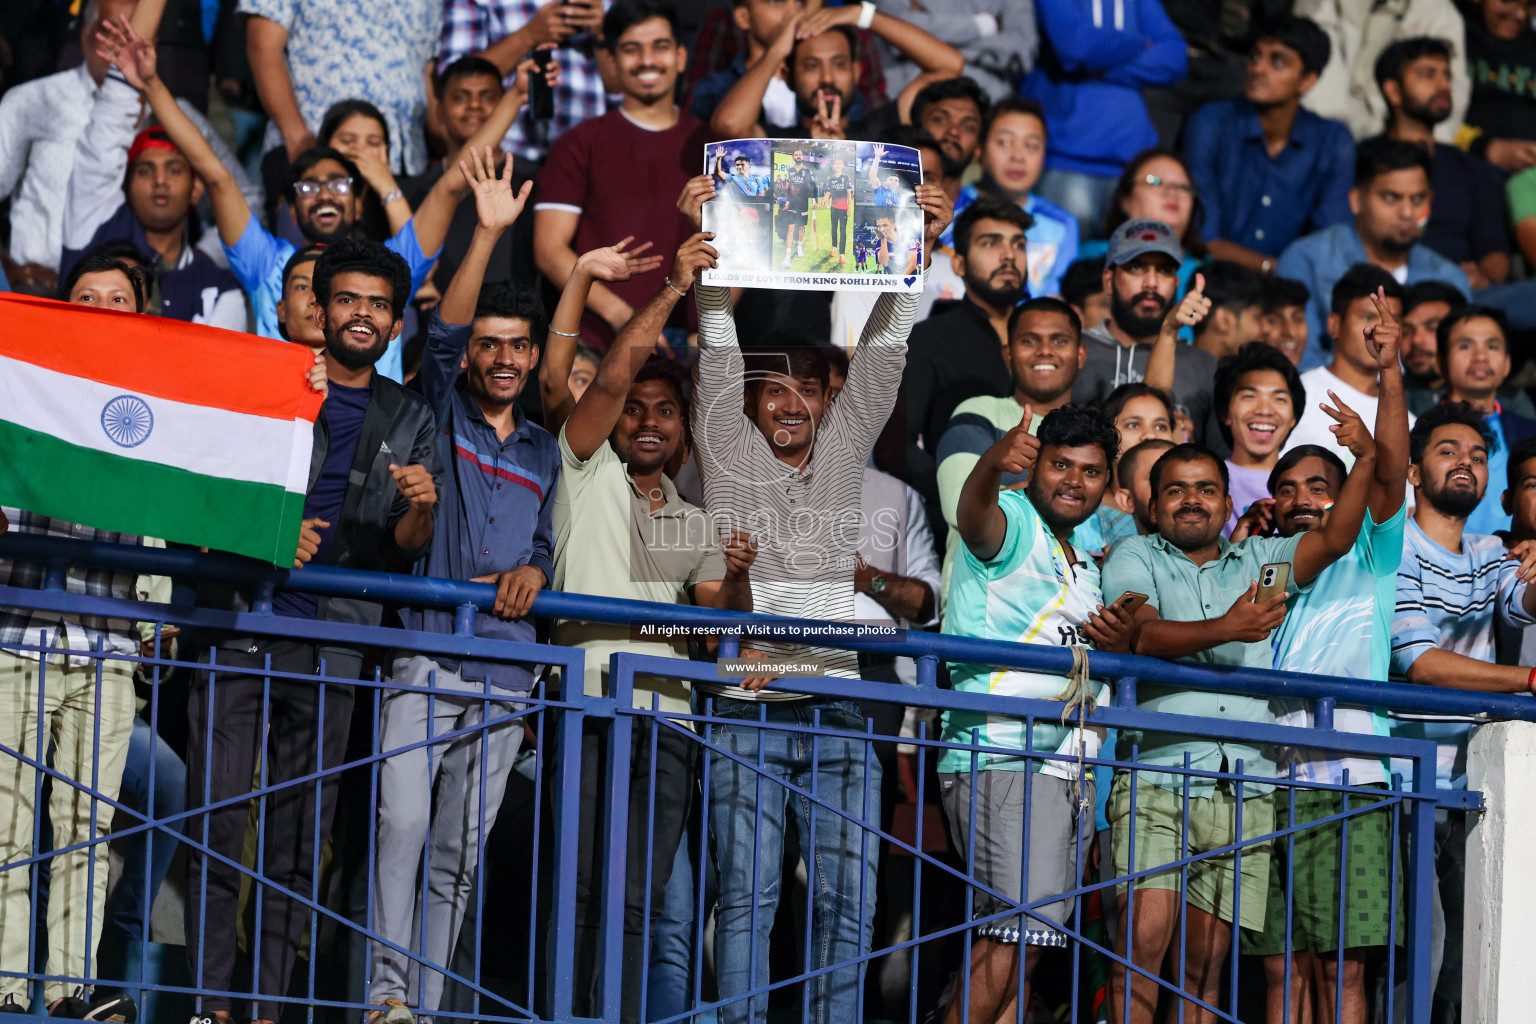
[1244,783,1405,955]
[1108,774,1273,932]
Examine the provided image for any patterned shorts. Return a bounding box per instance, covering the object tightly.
[1244,783,1406,955]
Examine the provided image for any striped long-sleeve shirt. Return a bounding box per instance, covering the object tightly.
[691,281,920,694]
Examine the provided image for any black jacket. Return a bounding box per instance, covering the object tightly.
[201,372,444,658]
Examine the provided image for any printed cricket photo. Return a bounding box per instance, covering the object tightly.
[700,138,925,292]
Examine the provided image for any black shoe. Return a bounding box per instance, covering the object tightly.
[0,997,26,1015]
[82,994,136,1022]
[49,995,89,1018]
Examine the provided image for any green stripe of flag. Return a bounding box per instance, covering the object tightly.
[0,420,305,565]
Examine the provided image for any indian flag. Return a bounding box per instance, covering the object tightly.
[0,294,324,565]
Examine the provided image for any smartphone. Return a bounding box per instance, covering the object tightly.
[1256,562,1291,602]
[1113,591,1149,615]
[531,49,555,120]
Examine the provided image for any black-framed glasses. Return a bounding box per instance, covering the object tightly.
[1141,174,1196,196]
[294,176,355,197]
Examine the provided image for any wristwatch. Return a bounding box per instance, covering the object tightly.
[869,574,889,595]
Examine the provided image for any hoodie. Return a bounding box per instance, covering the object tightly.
[1021,0,1189,176]
[1071,321,1219,442]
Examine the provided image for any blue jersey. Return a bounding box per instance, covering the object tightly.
[944,186,1080,298]
[871,185,903,206]
[722,171,770,198]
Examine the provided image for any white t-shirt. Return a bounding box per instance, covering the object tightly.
[1284,365,1416,466]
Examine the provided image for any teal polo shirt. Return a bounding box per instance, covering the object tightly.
[1101,531,1307,795]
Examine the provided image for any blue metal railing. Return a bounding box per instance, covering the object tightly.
[0,534,1509,1023]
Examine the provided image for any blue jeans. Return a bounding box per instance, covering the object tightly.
[104,716,186,939]
[707,699,879,1024]
[646,831,715,1023]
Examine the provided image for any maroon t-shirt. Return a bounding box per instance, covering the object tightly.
[536,108,709,348]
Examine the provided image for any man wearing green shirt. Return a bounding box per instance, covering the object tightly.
[1100,410,1376,1024]
[940,403,1136,1024]
[1234,287,1409,1024]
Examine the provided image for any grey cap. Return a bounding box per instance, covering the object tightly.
[1106,218,1184,267]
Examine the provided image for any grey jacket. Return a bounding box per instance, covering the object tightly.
[1071,322,1218,444]
[874,0,1038,100]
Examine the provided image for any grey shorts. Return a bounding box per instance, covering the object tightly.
[940,771,1095,947]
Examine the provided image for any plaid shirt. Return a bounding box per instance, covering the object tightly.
[439,0,612,162]
[0,511,144,665]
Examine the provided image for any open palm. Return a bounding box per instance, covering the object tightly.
[96,15,156,91]
[459,145,529,231]
[579,237,662,283]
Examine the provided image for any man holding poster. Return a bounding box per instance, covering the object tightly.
[683,169,951,1024]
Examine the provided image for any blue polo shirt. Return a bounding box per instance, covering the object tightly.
[721,172,770,198]
[1183,97,1355,259]
[398,312,560,691]
[1276,223,1472,372]
[225,216,438,382]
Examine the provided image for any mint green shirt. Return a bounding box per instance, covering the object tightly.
[940,488,1106,773]
[1101,531,1307,794]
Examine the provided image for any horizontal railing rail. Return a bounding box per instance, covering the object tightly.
[2,534,1530,726]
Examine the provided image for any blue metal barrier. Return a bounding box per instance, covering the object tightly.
[0,535,1512,1024]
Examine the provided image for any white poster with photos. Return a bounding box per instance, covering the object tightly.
[700,138,925,293]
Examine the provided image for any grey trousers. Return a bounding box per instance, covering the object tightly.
[369,656,525,1012]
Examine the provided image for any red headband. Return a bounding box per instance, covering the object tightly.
[128,128,178,165]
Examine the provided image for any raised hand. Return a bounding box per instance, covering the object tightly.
[917,183,953,260]
[575,236,662,283]
[1219,581,1287,643]
[1164,272,1212,333]
[812,92,845,140]
[1364,286,1402,370]
[984,405,1039,477]
[769,10,802,58]
[390,463,438,512]
[872,142,886,163]
[346,146,400,197]
[677,174,717,230]
[458,145,532,232]
[509,47,561,109]
[669,232,719,293]
[95,14,157,91]
[795,1,859,37]
[1321,389,1375,461]
[528,0,576,45]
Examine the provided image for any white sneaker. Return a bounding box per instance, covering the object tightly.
[796,243,804,257]
[781,253,792,267]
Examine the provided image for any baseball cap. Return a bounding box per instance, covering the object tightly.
[1106,218,1184,268]
[128,126,179,165]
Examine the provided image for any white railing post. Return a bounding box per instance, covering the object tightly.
[1465,721,1536,1023]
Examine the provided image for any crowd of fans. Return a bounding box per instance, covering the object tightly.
[2,0,1536,1022]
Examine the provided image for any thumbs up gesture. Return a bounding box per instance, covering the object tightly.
[1164,272,1213,334]
[982,405,1040,477]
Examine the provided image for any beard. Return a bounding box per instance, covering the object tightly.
[1110,289,1171,340]
[299,202,351,245]
[1402,93,1452,127]
[1028,478,1095,534]
[324,324,389,370]
[1420,474,1482,519]
[937,145,969,181]
[964,266,1025,310]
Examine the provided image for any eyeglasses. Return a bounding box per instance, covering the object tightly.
[1141,174,1196,196]
[293,176,355,198]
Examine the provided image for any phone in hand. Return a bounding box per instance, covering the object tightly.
[1255,562,1291,602]
[531,49,555,120]
[1113,591,1149,615]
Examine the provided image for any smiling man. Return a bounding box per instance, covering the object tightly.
[1072,219,1218,439]
[1230,287,1410,1024]
[937,297,1086,583]
[183,239,442,1024]
[1101,415,1373,1024]
[368,152,558,1024]
[940,403,1132,1024]
[1213,341,1305,534]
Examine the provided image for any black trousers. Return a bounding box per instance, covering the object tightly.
[183,639,356,1020]
[569,716,697,1024]
[830,206,848,251]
